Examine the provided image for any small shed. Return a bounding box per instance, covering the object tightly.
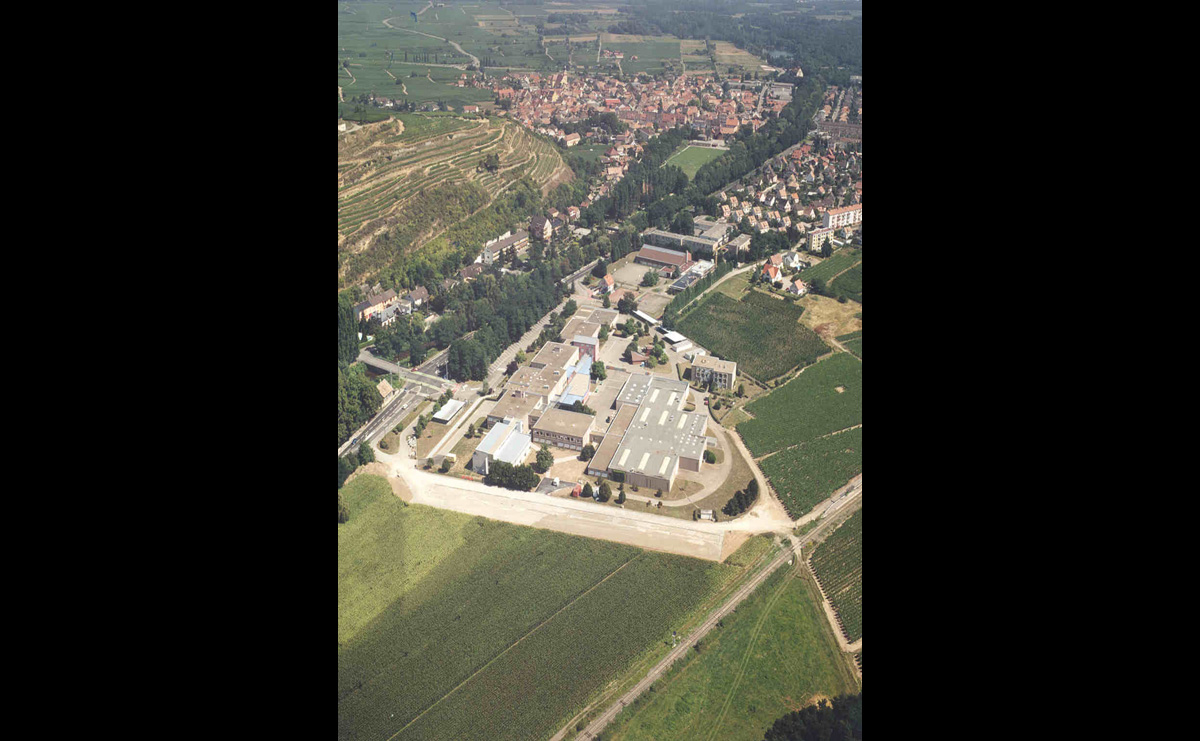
[433,399,465,423]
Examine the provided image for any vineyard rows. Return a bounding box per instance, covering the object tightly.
[759,426,862,518]
[809,510,862,643]
[338,117,563,238]
[738,352,863,457]
[798,248,861,284]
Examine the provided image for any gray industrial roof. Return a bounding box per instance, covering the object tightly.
[608,376,708,478]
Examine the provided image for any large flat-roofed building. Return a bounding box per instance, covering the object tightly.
[561,317,600,342]
[532,407,595,450]
[614,372,656,411]
[508,363,574,404]
[642,221,731,258]
[634,245,693,277]
[472,418,532,475]
[586,404,637,477]
[822,204,862,229]
[487,389,544,428]
[589,308,619,328]
[691,355,738,390]
[529,341,580,370]
[602,375,709,492]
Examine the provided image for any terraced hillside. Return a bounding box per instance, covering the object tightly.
[337,114,570,288]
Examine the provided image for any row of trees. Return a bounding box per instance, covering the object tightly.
[762,692,862,741]
[338,442,375,491]
[483,461,540,491]
[723,478,759,517]
[338,364,383,448]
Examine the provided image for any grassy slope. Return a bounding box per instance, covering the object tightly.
[338,477,767,741]
[603,567,857,741]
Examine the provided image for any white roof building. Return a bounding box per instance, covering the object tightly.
[432,399,465,423]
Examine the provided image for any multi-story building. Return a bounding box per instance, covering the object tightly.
[531,407,595,451]
[482,230,529,264]
[821,204,862,229]
[806,226,837,253]
[691,355,738,390]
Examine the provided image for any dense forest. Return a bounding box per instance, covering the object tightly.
[763,692,862,741]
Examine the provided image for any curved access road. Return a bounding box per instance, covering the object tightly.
[382,17,480,69]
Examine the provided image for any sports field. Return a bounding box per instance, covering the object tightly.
[600,565,858,741]
[737,353,863,458]
[675,292,829,383]
[664,145,727,180]
[338,475,772,741]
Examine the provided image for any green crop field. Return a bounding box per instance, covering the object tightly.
[603,40,682,74]
[810,510,862,643]
[339,1,559,110]
[737,353,862,457]
[676,292,828,383]
[842,337,862,358]
[798,248,860,284]
[338,476,768,741]
[664,145,728,180]
[759,427,862,519]
[601,566,858,741]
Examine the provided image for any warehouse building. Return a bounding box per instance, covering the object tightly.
[591,375,710,492]
[633,245,693,277]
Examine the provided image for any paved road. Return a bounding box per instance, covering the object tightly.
[338,386,430,457]
[383,452,729,559]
